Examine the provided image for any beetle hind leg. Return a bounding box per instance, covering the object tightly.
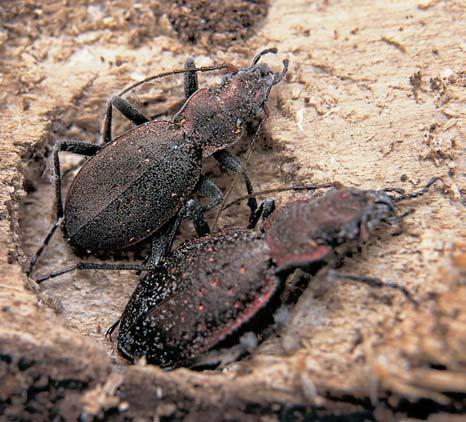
[26,140,101,276]
[33,262,150,284]
[196,176,224,213]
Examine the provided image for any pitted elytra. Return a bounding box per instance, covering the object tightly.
[113,179,439,368]
[28,48,288,283]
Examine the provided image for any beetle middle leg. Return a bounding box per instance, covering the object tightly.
[137,177,223,272]
[213,150,258,226]
[249,199,276,229]
[26,140,101,275]
[184,176,225,236]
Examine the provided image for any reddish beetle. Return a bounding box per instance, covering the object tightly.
[113,179,439,368]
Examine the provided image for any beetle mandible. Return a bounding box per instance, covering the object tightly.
[27,48,289,281]
[112,178,440,368]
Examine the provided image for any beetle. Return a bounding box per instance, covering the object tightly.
[27,48,289,281]
[112,178,439,368]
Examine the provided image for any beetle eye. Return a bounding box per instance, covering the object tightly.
[257,63,272,76]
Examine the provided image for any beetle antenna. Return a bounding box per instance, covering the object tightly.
[118,63,230,97]
[393,176,442,202]
[223,182,338,211]
[251,47,278,66]
[273,59,289,85]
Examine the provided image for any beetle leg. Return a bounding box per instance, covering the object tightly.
[53,141,101,219]
[261,199,276,220]
[26,220,61,276]
[172,58,200,121]
[106,318,121,341]
[190,343,251,370]
[103,96,149,143]
[327,270,418,306]
[191,331,259,370]
[34,213,186,283]
[33,262,150,284]
[213,150,258,226]
[151,56,197,120]
[184,199,210,237]
[26,140,102,276]
[250,198,276,229]
[196,176,224,213]
[393,176,441,202]
[147,180,220,267]
[147,213,184,269]
[145,196,213,272]
[33,216,182,283]
[184,57,199,99]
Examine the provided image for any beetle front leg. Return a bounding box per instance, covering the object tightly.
[184,57,198,99]
[172,57,200,121]
[213,150,258,226]
[327,271,418,306]
[103,96,150,143]
[26,140,101,276]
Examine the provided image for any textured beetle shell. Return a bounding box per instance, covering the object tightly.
[117,229,279,368]
[178,67,274,157]
[263,188,395,271]
[63,121,202,252]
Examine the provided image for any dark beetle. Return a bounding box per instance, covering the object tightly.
[28,48,289,281]
[113,179,438,368]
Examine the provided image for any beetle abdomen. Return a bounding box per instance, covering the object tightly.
[63,121,201,252]
[117,229,279,368]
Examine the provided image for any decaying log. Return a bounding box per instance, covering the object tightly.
[0,0,464,419]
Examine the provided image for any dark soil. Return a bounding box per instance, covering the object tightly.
[161,0,269,46]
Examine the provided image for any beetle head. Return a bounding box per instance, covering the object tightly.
[218,49,288,126]
[175,49,288,156]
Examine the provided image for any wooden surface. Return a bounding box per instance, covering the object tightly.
[0,0,464,419]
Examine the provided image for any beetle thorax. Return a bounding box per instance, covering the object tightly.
[177,69,273,157]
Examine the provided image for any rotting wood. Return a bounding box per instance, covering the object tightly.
[0,0,464,419]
